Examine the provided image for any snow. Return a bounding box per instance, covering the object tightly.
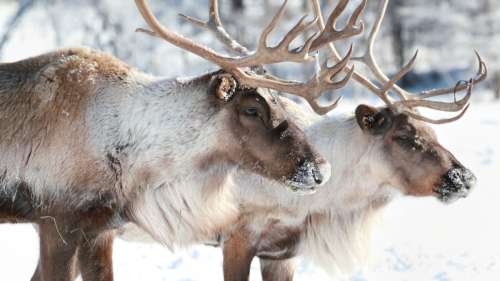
[1,100,499,281]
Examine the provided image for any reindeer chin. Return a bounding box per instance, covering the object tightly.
[436,189,469,204]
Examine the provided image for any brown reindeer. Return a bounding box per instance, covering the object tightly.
[0,0,368,280]
[199,0,486,280]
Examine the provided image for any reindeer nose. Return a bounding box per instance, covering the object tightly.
[313,168,323,184]
[297,159,331,186]
[314,161,331,186]
[438,165,476,203]
[448,167,477,191]
[285,159,331,194]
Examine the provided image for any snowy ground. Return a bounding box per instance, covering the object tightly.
[1,100,499,281]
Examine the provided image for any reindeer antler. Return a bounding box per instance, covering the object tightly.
[178,0,250,56]
[312,0,487,124]
[134,0,364,115]
[308,0,366,52]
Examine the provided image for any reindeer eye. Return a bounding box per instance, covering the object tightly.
[244,107,258,117]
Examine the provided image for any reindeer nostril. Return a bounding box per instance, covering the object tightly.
[462,169,477,190]
[274,120,289,132]
[313,168,323,184]
[288,159,330,190]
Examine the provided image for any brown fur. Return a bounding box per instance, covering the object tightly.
[382,114,455,197]
[356,105,462,198]
[260,259,295,281]
[219,214,303,281]
[223,229,256,281]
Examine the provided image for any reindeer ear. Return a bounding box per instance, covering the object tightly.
[212,74,237,102]
[355,104,391,135]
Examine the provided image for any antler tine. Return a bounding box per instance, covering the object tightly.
[377,51,485,114]
[258,0,289,50]
[395,52,486,113]
[308,0,366,52]
[251,0,319,64]
[302,46,355,114]
[350,0,411,101]
[308,95,344,115]
[375,50,419,109]
[395,80,472,112]
[179,0,250,56]
[311,0,381,93]
[418,51,487,99]
[314,45,355,94]
[285,46,354,115]
[403,103,471,124]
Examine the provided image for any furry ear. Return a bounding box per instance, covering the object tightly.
[213,74,237,102]
[355,104,392,135]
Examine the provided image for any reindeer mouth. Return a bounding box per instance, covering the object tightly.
[284,179,318,195]
[435,167,476,203]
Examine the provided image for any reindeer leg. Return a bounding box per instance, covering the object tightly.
[30,263,41,281]
[31,258,81,281]
[260,258,297,281]
[32,221,79,281]
[222,230,257,281]
[77,230,115,281]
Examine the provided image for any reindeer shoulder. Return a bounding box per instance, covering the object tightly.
[0,48,134,98]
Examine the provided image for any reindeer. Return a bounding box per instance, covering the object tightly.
[124,0,486,280]
[0,0,369,280]
[207,0,487,280]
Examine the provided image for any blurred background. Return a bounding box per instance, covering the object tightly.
[0,0,499,280]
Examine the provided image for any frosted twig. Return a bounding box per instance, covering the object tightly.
[40,216,68,245]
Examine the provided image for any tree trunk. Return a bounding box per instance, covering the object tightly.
[387,0,411,88]
[231,0,244,11]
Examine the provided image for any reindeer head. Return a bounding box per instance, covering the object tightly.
[302,0,486,202]
[311,0,489,203]
[134,0,367,192]
[206,73,332,192]
[355,105,476,203]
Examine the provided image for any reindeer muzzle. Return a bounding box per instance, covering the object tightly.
[285,160,331,195]
[436,165,476,203]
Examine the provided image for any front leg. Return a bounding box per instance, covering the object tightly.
[260,258,297,281]
[222,229,257,281]
[78,231,116,281]
[31,221,79,281]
